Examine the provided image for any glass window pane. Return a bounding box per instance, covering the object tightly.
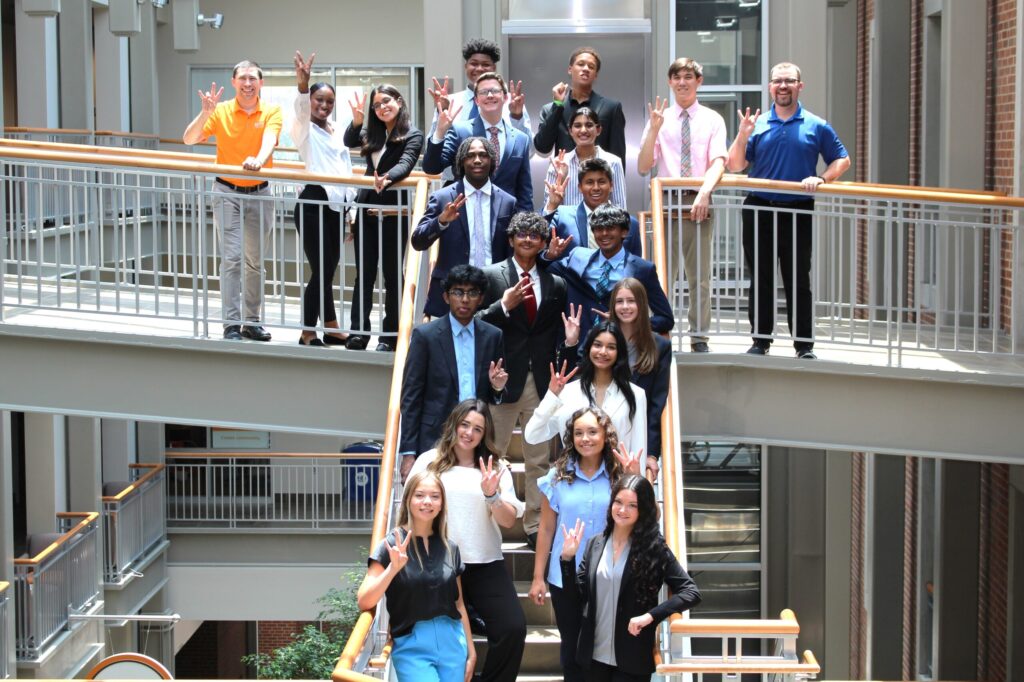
[509,0,644,20]
[685,442,761,563]
[694,91,761,141]
[688,569,761,618]
[676,0,762,85]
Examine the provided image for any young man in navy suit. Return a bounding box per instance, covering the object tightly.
[544,205,674,346]
[543,157,641,257]
[412,137,517,318]
[423,72,534,212]
[399,264,508,482]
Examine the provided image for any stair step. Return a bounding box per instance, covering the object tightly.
[471,626,562,674]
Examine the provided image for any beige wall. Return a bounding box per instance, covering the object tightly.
[154,0,425,139]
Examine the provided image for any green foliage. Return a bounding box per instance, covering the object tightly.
[242,575,364,680]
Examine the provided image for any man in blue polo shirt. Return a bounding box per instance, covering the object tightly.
[727,62,850,359]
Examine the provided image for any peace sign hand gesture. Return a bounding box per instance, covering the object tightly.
[551,149,569,186]
[478,455,501,497]
[428,76,451,112]
[439,193,466,224]
[562,303,583,346]
[435,103,463,138]
[348,92,366,127]
[508,80,526,117]
[547,360,579,396]
[294,50,316,92]
[501,274,535,311]
[614,443,644,476]
[560,518,586,559]
[198,82,224,115]
[489,359,509,392]
[386,529,413,573]
[647,96,669,131]
[544,172,570,212]
[736,107,761,137]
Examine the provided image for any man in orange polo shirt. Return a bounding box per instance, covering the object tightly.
[183,60,283,341]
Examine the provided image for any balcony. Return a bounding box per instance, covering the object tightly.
[102,464,167,586]
[13,512,101,662]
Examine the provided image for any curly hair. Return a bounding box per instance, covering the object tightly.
[463,39,501,63]
[429,399,498,473]
[578,321,637,420]
[453,137,497,181]
[552,407,622,484]
[605,475,667,610]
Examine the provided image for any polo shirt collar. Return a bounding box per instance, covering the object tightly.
[768,102,804,123]
[231,97,265,116]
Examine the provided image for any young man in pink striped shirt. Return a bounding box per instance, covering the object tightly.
[638,58,727,353]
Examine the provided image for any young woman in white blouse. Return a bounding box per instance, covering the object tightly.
[409,399,526,682]
[291,51,355,347]
[524,320,647,457]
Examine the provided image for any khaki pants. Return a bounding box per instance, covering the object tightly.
[671,213,714,344]
[490,372,548,535]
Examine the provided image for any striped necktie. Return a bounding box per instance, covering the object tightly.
[594,261,613,302]
[680,110,692,177]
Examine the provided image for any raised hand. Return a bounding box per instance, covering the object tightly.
[592,308,611,321]
[547,360,579,396]
[627,613,654,636]
[508,79,526,117]
[438,193,466,224]
[428,76,451,112]
[501,274,535,311]
[489,359,509,392]
[647,96,669,131]
[294,50,316,91]
[614,442,644,476]
[544,173,570,212]
[551,149,569,186]
[562,303,582,346]
[348,92,366,127]
[373,171,392,193]
[198,82,224,115]
[386,529,413,573]
[552,82,569,102]
[544,227,573,260]
[478,455,500,497]
[435,103,463,138]
[736,107,761,137]
[559,518,585,559]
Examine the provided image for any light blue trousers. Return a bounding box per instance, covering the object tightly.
[391,615,467,681]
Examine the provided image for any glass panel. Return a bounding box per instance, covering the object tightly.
[916,457,936,679]
[693,90,761,141]
[684,442,761,564]
[688,569,760,618]
[676,0,762,85]
[509,0,645,20]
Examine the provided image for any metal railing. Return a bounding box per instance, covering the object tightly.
[165,453,383,531]
[652,176,1024,366]
[13,512,101,661]
[102,464,167,584]
[0,581,9,679]
[0,140,421,342]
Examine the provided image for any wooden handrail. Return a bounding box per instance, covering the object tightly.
[0,580,8,594]
[13,512,99,565]
[164,451,382,460]
[331,178,429,682]
[670,613,801,636]
[101,464,165,503]
[6,126,160,140]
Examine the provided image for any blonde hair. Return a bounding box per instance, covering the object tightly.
[395,470,452,567]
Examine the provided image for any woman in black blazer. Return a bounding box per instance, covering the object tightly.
[559,475,700,681]
[606,278,672,480]
[343,84,423,351]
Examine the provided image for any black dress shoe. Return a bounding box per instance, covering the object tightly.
[298,336,325,347]
[746,343,769,355]
[241,324,272,341]
[322,333,349,346]
[345,335,369,350]
[469,615,487,635]
[375,342,396,352]
[796,348,817,360]
[223,325,243,340]
[691,341,710,353]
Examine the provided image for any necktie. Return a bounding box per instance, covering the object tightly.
[467,99,479,121]
[595,261,613,302]
[680,110,692,177]
[488,126,501,168]
[522,271,537,325]
[471,191,486,267]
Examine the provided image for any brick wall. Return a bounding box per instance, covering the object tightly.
[989,0,1017,331]
[257,620,319,655]
[854,0,873,314]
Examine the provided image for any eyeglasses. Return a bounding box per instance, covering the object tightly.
[769,78,799,86]
[513,230,544,240]
[476,87,503,98]
[371,96,397,111]
[448,288,482,299]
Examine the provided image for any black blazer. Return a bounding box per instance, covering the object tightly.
[343,123,424,207]
[632,335,672,460]
[534,90,627,171]
[478,258,568,403]
[560,534,701,676]
[399,315,505,455]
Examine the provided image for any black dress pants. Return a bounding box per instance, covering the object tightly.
[350,209,407,344]
[589,660,652,682]
[549,582,586,682]
[741,195,815,352]
[461,560,526,682]
[294,185,342,327]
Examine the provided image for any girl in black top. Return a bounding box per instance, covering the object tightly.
[358,470,475,681]
[559,475,700,681]
[343,84,424,352]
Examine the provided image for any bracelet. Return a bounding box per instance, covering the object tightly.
[816,175,826,183]
[552,98,564,107]
[484,490,501,505]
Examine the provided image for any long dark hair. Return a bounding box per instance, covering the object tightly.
[608,278,658,375]
[359,84,411,158]
[429,399,498,473]
[553,407,622,484]
[605,475,667,610]
[578,321,637,420]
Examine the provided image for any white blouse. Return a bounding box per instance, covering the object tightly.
[291,93,356,212]
[408,449,525,564]
[523,379,648,457]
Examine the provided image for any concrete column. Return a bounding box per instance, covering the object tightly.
[129,1,160,134]
[823,451,853,681]
[768,0,828,115]
[866,454,905,680]
[68,417,102,512]
[939,0,985,189]
[868,1,910,185]
[94,7,132,132]
[425,0,465,92]
[23,413,66,535]
[0,412,16,679]
[14,0,60,127]
[101,419,137,484]
[136,422,166,464]
[57,0,95,130]
[826,0,857,173]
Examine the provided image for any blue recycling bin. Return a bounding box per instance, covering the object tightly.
[342,441,382,503]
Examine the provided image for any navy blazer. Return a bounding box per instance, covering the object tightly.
[632,334,672,460]
[411,181,517,318]
[478,258,568,402]
[400,315,505,455]
[560,534,700,676]
[535,91,627,171]
[545,246,675,350]
[547,203,642,258]
[422,118,534,212]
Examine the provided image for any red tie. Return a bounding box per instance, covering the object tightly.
[522,271,537,325]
